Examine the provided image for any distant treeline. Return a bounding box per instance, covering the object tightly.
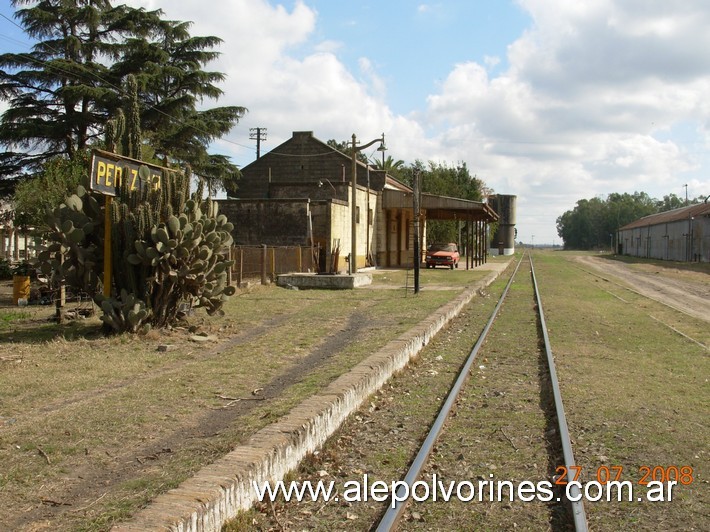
[556,192,705,250]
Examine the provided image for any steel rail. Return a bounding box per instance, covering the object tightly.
[376,254,525,532]
[529,254,588,532]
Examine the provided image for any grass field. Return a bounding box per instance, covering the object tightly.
[0,264,496,530]
[533,251,708,529]
[2,251,707,530]
[225,250,708,531]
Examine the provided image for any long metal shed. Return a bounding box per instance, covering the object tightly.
[617,202,710,262]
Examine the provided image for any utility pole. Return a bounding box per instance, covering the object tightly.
[684,183,688,206]
[250,127,267,159]
[413,168,421,294]
[350,133,386,274]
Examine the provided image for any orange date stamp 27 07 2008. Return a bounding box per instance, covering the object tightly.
[555,465,695,486]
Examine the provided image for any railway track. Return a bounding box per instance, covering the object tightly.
[375,252,587,531]
[244,253,592,530]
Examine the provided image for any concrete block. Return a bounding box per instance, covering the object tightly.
[276,272,372,289]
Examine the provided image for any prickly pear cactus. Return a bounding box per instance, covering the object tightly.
[98,289,150,334]
[126,193,236,328]
[37,184,104,298]
[37,167,237,333]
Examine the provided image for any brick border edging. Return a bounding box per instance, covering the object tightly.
[113,265,507,531]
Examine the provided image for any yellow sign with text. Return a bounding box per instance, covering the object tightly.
[90,150,168,196]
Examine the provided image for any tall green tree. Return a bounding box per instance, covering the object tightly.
[113,18,246,191]
[0,0,245,192]
[400,160,484,244]
[556,192,658,249]
[13,152,89,231]
[399,160,483,201]
[0,0,162,176]
[656,193,685,212]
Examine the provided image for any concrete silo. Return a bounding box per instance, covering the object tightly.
[488,194,517,255]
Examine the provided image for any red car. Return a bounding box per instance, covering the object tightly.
[425,243,460,269]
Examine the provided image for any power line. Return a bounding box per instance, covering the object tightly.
[0,11,24,33]
[0,31,29,48]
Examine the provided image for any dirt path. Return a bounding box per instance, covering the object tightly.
[1,271,478,531]
[572,255,710,323]
[2,304,382,530]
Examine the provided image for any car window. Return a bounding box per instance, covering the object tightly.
[429,244,457,252]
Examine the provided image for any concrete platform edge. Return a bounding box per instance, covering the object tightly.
[112,262,509,531]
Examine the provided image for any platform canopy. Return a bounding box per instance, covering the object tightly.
[383,190,498,222]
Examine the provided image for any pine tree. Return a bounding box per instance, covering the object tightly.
[0,0,245,192]
[114,18,246,190]
[0,0,161,175]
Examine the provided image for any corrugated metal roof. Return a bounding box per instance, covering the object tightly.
[384,175,412,192]
[382,190,498,221]
[620,202,710,230]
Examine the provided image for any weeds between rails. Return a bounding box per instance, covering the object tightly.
[375,252,587,531]
[243,252,705,530]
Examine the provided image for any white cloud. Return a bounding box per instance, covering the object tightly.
[128,0,405,157]
[358,58,387,102]
[313,39,343,54]
[483,56,500,69]
[415,0,710,241]
[123,0,710,243]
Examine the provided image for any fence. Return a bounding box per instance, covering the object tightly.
[229,245,317,286]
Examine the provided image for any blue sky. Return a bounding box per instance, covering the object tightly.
[3,1,710,245]
[296,1,530,115]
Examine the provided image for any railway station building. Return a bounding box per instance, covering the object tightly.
[617,202,710,262]
[218,131,497,272]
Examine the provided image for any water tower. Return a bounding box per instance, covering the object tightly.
[488,194,517,255]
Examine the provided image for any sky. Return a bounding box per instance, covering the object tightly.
[2,1,710,245]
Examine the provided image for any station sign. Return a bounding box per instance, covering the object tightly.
[90,149,170,196]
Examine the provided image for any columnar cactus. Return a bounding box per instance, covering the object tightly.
[124,74,142,161]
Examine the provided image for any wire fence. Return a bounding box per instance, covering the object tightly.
[2,245,318,309]
[229,245,318,286]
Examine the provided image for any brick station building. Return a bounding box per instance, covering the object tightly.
[218,131,497,272]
